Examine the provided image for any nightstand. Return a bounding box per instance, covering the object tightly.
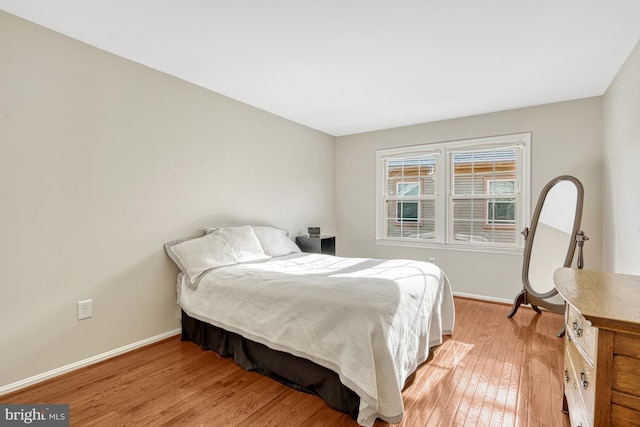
[295,235,335,255]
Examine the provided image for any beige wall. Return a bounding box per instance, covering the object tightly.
[603,40,640,275]
[336,98,603,301]
[0,11,336,390]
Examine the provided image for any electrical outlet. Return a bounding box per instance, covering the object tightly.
[77,299,92,320]
[429,257,436,265]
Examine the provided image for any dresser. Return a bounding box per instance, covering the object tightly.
[554,268,640,427]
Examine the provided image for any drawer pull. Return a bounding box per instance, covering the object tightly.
[572,320,583,337]
[565,369,570,383]
[580,371,589,389]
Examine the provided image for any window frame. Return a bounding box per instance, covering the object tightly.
[376,133,531,254]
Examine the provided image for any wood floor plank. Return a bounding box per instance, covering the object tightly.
[0,297,569,427]
[453,300,498,426]
[433,298,486,427]
[466,303,504,425]
[499,305,523,427]
[399,297,482,427]
[484,303,513,426]
[236,389,330,426]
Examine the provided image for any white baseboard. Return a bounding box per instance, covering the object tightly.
[453,291,512,305]
[0,328,181,396]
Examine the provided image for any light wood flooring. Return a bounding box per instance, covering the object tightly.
[1,297,569,426]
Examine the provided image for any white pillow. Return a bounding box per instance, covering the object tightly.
[164,233,236,289]
[211,226,271,263]
[165,226,270,289]
[205,225,301,257]
[252,226,301,257]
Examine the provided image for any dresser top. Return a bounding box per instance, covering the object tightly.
[554,268,640,334]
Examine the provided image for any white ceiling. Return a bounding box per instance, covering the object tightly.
[2,1,640,136]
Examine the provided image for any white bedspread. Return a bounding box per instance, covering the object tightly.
[177,253,454,426]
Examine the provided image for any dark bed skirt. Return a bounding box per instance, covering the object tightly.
[180,310,360,420]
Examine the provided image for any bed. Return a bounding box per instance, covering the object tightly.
[166,225,455,426]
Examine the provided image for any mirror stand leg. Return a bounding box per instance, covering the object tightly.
[507,291,526,318]
[556,324,566,338]
[531,304,542,314]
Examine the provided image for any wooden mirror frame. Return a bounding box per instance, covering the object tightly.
[507,175,585,336]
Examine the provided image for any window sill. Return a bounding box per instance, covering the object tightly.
[375,238,524,256]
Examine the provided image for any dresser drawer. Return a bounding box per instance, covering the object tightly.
[564,342,592,427]
[566,334,596,417]
[567,304,597,362]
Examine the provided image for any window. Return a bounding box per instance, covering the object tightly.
[376,133,530,252]
[485,178,516,226]
[396,182,421,223]
[383,155,437,240]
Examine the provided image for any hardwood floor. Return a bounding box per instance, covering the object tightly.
[1,298,569,426]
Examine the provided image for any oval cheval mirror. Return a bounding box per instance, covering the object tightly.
[507,175,587,337]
